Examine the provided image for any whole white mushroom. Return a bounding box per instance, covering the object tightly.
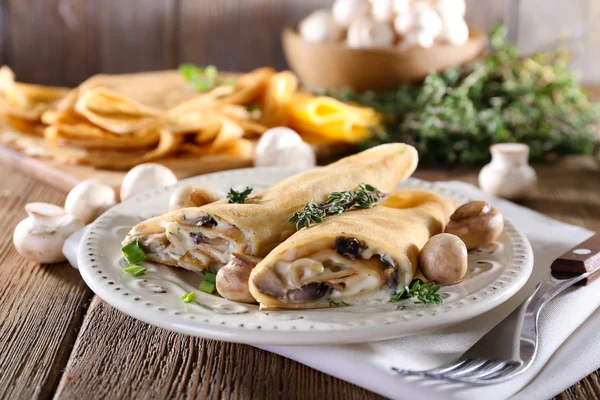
[347,17,395,48]
[120,163,178,202]
[433,0,466,18]
[299,9,342,43]
[168,184,222,211]
[394,0,411,14]
[64,180,117,224]
[332,0,369,28]
[393,11,417,35]
[400,29,435,48]
[369,0,395,22]
[439,15,469,45]
[13,203,83,264]
[254,127,316,169]
[413,2,442,36]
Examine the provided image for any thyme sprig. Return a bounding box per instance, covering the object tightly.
[227,186,253,204]
[390,279,443,305]
[289,183,385,230]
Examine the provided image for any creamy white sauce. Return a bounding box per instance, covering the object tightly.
[274,247,392,302]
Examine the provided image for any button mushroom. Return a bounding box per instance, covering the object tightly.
[65,180,117,224]
[254,127,316,169]
[13,203,84,264]
[445,200,504,250]
[120,163,178,202]
[419,233,468,285]
[216,253,262,303]
[299,9,343,43]
[347,17,395,48]
[168,184,221,211]
[332,0,369,28]
[439,14,469,46]
[369,0,395,22]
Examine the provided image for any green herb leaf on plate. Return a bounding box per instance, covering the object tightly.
[124,265,147,277]
[121,240,147,265]
[181,291,196,303]
[199,280,216,294]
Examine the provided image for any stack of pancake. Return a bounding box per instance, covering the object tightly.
[0,66,381,170]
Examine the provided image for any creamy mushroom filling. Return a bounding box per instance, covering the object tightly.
[130,211,251,273]
[256,237,400,304]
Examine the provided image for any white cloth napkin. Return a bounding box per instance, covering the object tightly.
[66,181,599,400]
[260,182,599,400]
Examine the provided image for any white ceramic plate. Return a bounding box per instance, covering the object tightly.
[79,168,533,345]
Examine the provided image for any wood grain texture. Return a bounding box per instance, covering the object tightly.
[178,0,332,72]
[5,0,91,86]
[0,166,92,399]
[55,296,379,400]
[1,158,600,399]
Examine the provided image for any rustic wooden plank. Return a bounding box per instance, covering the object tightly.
[54,297,380,399]
[0,166,93,399]
[5,0,90,86]
[96,0,178,73]
[464,0,506,33]
[178,0,332,72]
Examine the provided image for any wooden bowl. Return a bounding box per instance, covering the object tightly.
[282,25,488,92]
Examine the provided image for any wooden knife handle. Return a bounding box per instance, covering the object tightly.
[551,233,600,286]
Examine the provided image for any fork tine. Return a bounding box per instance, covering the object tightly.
[436,359,490,378]
[458,360,511,380]
[477,361,521,381]
[391,358,469,377]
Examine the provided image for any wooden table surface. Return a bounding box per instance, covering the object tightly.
[1,156,599,400]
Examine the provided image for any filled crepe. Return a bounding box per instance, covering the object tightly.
[248,190,456,309]
[122,143,418,278]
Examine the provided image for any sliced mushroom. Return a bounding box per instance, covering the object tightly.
[288,282,331,302]
[216,253,262,303]
[252,268,287,299]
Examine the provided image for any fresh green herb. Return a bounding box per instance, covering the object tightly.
[329,24,599,165]
[327,298,350,307]
[390,279,443,304]
[199,280,216,294]
[182,214,187,220]
[227,186,253,204]
[124,265,147,277]
[380,254,393,267]
[204,272,217,285]
[289,183,384,230]
[247,103,261,112]
[179,64,236,92]
[121,240,147,265]
[360,246,369,253]
[206,212,213,219]
[181,291,196,303]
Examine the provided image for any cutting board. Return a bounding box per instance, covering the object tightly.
[0,141,351,193]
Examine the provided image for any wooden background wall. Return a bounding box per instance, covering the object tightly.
[0,0,598,87]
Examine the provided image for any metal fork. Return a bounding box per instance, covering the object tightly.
[392,233,600,385]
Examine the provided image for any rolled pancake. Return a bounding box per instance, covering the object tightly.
[122,143,418,274]
[248,190,457,309]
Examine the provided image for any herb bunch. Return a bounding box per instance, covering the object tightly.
[179,64,236,93]
[228,186,253,204]
[390,279,443,304]
[331,24,599,165]
[289,183,385,230]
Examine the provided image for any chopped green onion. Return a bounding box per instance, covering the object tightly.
[121,240,146,265]
[124,265,146,277]
[199,280,216,294]
[204,272,217,285]
[181,291,195,303]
